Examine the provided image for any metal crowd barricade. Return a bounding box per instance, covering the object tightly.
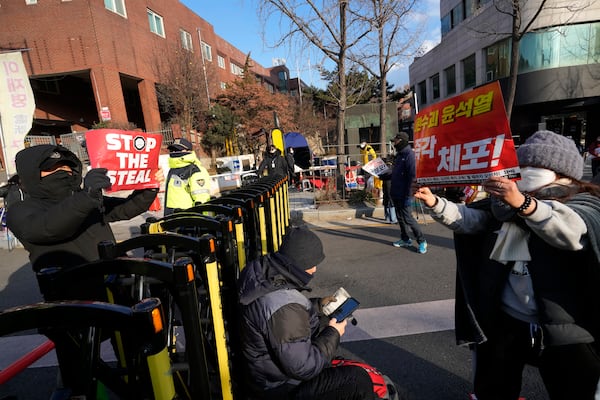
[35,255,202,400]
[0,298,174,400]
[96,235,214,400]
[142,216,238,400]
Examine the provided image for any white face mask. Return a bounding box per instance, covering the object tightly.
[516,167,557,192]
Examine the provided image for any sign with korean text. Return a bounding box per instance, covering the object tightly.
[0,52,35,176]
[85,129,162,192]
[414,81,520,186]
[362,157,391,177]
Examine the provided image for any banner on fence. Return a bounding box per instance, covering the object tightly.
[0,51,35,176]
[85,129,162,192]
[414,81,520,186]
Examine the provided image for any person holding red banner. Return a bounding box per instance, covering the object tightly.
[7,144,164,275]
[164,138,212,215]
[386,132,427,254]
[414,130,600,399]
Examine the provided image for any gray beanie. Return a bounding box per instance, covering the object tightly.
[516,130,583,180]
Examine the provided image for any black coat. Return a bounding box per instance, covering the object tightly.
[258,149,289,178]
[7,145,157,272]
[453,194,600,348]
[238,252,339,392]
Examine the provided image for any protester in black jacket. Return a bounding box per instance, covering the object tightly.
[238,226,375,399]
[7,145,162,275]
[258,145,289,179]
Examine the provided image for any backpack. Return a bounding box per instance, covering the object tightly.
[331,358,399,400]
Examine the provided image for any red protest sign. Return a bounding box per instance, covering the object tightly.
[414,81,520,186]
[85,129,162,192]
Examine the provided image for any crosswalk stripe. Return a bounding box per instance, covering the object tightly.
[0,299,455,370]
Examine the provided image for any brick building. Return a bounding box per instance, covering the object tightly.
[0,0,292,156]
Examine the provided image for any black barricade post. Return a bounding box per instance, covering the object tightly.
[144,217,240,400]
[210,196,258,267]
[97,236,214,400]
[0,298,174,400]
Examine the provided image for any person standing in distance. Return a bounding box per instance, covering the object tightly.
[258,144,289,179]
[164,138,212,215]
[387,132,427,254]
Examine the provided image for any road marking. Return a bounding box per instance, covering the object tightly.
[342,299,455,342]
[0,299,455,369]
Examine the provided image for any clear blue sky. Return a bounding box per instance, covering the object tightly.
[180,0,440,90]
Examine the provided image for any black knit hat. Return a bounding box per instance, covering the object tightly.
[279,227,325,270]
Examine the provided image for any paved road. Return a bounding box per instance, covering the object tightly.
[0,210,550,399]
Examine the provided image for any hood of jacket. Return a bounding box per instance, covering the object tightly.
[168,151,199,169]
[16,145,82,201]
[238,252,313,305]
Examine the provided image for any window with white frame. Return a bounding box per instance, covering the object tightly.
[147,9,165,37]
[201,42,212,62]
[220,82,227,90]
[25,0,38,4]
[230,63,244,76]
[180,29,193,51]
[217,55,226,69]
[104,0,126,17]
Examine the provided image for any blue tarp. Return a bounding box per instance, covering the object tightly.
[284,132,309,149]
[284,132,311,169]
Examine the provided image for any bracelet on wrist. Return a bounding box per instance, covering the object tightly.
[515,193,532,213]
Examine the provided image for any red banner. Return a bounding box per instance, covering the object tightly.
[85,129,162,192]
[414,81,520,186]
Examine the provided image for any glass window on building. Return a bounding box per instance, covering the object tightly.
[445,65,456,95]
[431,73,440,99]
[520,22,600,73]
[418,80,427,106]
[485,38,510,81]
[201,42,212,62]
[451,2,464,29]
[218,55,226,69]
[180,29,193,51]
[465,0,476,19]
[147,9,164,37]
[462,54,476,89]
[105,0,126,17]
[441,13,451,37]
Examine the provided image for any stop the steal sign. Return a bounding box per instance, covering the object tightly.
[85,129,162,192]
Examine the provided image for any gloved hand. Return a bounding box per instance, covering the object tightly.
[320,296,337,307]
[84,168,111,198]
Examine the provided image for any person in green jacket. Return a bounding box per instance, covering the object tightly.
[164,138,212,215]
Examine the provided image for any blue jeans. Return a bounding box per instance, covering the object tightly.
[392,198,425,243]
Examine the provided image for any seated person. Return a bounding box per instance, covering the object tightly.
[237,226,376,400]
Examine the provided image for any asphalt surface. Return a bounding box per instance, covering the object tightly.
[1,163,595,399]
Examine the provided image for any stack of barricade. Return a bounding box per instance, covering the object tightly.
[0,175,292,400]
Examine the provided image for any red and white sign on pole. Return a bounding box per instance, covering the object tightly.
[0,51,35,176]
[100,106,111,121]
[85,129,162,192]
[414,81,521,186]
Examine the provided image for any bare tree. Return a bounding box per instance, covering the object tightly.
[349,0,423,157]
[257,0,371,157]
[154,46,213,137]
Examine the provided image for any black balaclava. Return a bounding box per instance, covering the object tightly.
[16,145,82,203]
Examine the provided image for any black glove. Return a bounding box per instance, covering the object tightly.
[84,168,111,198]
